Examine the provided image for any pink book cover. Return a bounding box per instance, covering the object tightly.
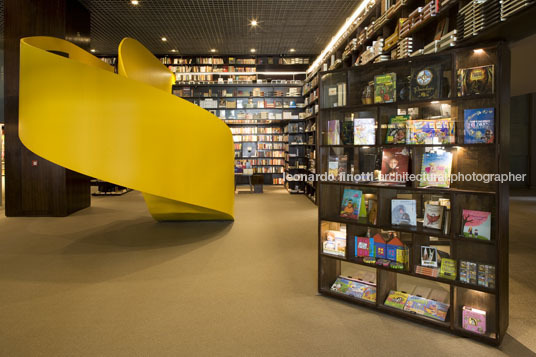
[462,306,486,335]
[356,237,370,257]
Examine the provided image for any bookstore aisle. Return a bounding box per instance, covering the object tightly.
[0,189,533,355]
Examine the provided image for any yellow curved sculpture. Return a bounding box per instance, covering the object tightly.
[19,36,235,221]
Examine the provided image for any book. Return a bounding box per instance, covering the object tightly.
[478,264,496,288]
[415,265,439,277]
[384,290,409,310]
[423,203,444,230]
[403,295,429,315]
[459,260,478,285]
[367,199,378,225]
[381,147,410,182]
[331,277,376,302]
[406,118,455,145]
[464,108,495,144]
[457,65,495,96]
[461,209,491,240]
[423,299,449,321]
[327,120,340,145]
[340,189,363,220]
[374,73,397,103]
[356,236,375,257]
[410,65,441,101]
[462,306,487,335]
[439,258,457,280]
[341,120,354,145]
[385,115,409,144]
[328,157,339,179]
[322,230,347,257]
[421,246,439,267]
[353,118,376,145]
[391,199,417,226]
[418,151,453,188]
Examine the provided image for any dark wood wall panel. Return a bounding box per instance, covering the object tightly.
[4,0,91,216]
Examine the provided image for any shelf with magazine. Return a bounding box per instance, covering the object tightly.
[317,43,509,345]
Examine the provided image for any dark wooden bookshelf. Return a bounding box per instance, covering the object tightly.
[317,43,510,345]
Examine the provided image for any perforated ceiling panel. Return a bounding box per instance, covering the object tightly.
[78,0,359,55]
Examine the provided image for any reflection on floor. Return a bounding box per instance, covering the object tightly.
[0,186,534,355]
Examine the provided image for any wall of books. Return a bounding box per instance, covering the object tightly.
[317,43,509,345]
[301,74,319,202]
[172,83,307,185]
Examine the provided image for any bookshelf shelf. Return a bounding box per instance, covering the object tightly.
[317,43,509,345]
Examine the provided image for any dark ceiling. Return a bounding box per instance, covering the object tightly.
[79,0,359,56]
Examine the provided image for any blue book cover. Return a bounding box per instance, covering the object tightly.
[464,108,494,144]
[419,151,453,188]
[340,189,363,220]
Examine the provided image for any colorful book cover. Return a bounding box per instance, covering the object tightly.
[420,246,439,267]
[404,295,429,315]
[464,108,495,144]
[439,258,457,280]
[406,118,455,145]
[423,299,449,321]
[330,277,376,302]
[461,209,491,240]
[385,115,409,144]
[418,151,453,188]
[457,65,495,96]
[327,120,340,145]
[353,118,376,145]
[373,233,387,258]
[386,237,404,262]
[462,306,487,334]
[367,199,378,225]
[381,147,409,182]
[423,203,444,230]
[328,157,339,179]
[384,290,409,310]
[459,260,478,285]
[356,236,375,257]
[391,199,417,226]
[330,277,352,294]
[340,189,363,220]
[410,65,441,101]
[323,230,346,257]
[374,72,396,103]
[477,264,496,288]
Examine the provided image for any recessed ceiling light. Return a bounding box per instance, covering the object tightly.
[250,48,256,53]
[474,48,485,54]
[290,48,296,52]
[161,37,167,42]
[250,19,258,26]
[171,49,177,53]
[210,49,217,53]
[90,49,96,53]
[131,0,139,5]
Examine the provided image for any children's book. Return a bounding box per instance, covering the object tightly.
[340,189,363,220]
[341,120,354,145]
[439,258,457,280]
[404,295,429,315]
[385,115,409,144]
[406,118,455,145]
[367,199,378,225]
[418,151,453,188]
[457,65,495,96]
[323,230,347,257]
[391,199,417,226]
[330,277,376,302]
[374,72,397,103]
[381,147,409,183]
[355,236,375,257]
[423,299,449,321]
[353,118,376,145]
[477,264,496,288]
[328,156,339,179]
[423,203,444,230]
[461,209,491,240]
[464,108,494,144]
[327,120,341,145]
[459,260,478,285]
[421,246,439,267]
[462,306,487,334]
[384,290,409,310]
[410,65,442,101]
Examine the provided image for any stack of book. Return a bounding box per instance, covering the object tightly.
[457,0,501,40]
[396,37,413,58]
[501,0,535,19]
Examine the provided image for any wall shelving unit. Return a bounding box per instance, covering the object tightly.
[317,42,510,345]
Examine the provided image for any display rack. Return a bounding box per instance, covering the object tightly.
[317,43,509,345]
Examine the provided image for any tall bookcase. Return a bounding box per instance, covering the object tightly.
[172,82,305,185]
[317,42,509,345]
[303,74,320,202]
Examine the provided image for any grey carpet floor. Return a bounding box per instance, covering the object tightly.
[0,187,534,356]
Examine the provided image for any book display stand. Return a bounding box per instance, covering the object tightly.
[317,42,509,345]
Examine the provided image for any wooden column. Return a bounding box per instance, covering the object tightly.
[4,0,91,217]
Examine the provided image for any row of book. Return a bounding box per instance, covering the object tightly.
[232,135,285,142]
[172,88,302,98]
[197,98,301,109]
[235,159,285,166]
[230,127,282,134]
[215,110,299,121]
